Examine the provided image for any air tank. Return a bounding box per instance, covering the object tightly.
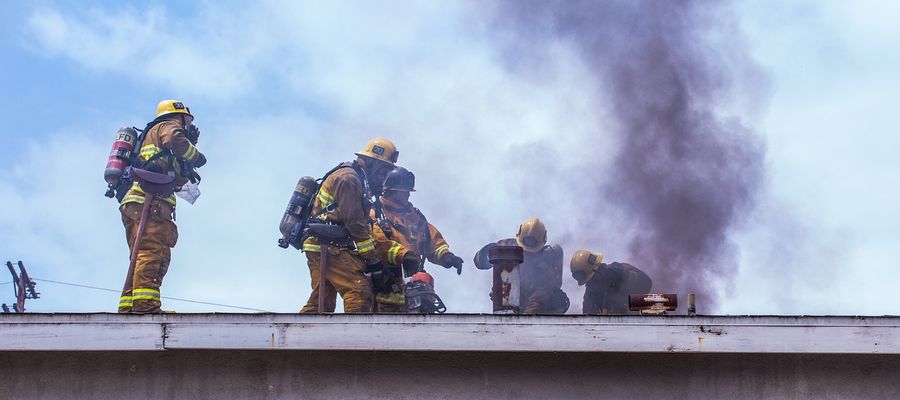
[278,176,319,249]
[104,127,138,186]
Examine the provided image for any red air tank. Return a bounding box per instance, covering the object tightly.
[104,127,138,186]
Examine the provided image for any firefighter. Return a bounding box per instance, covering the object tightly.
[299,138,398,313]
[119,99,206,313]
[370,167,464,312]
[570,249,652,314]
[474,218,569,313]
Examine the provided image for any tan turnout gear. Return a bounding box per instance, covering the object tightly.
[370,197,454,312]
[570,249,604,285]
[299,249,373,313]
[120,118,203,208]
[300,165,378,313]
[118,104,203,313]
[582,262,652,314]
[516,218,547,252]
[119,201,177,313]
[374,198,451,266]
[355,137,399,165]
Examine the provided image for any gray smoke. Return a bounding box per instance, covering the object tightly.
[494,0,767,310]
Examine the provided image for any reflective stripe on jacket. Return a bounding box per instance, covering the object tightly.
[120,118,201,208]
[371,197,451,266]
[302,166,377,258]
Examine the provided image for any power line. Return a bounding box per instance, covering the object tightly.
[0,281,11,285]
[34,279,118,293]
[32,278,271,313]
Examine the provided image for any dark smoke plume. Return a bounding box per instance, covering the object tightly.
[495,0,766,310]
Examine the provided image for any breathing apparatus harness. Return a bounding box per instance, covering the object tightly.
[378,203,432,270]
[110,117,201,202]
[280,160,374,250]
[375,201,453,312]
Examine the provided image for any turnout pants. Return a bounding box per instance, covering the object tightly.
[118,200,178,313]
[300,247,373,313]
[374,276,406,313]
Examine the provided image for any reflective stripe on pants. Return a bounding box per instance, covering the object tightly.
[300,248,373,314]
[118,200,177,314]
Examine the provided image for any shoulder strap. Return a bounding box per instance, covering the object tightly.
[413,207,432,252]
[317,161,353,184]
[308,162,356,220]
[379,218,394,240]
[346,160,380,223]
[131,118,172,169]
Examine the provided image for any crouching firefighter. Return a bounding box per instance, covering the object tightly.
[371,166,462,313]
[113,99,206,313]
[295,138,399,313]
[474,218,569,314]
[570,250,652,314]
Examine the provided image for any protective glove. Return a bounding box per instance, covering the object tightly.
[402,253,422,277]
[193,152,207,168]
[185,124,201,145]
[440,252,464,275]
[365,258,394,293]
[474,243,498,270]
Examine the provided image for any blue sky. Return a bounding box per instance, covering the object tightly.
[1,1,898,315]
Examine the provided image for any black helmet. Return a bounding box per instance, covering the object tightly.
[383,167,416,192]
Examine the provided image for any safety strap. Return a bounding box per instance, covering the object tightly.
[129,118,160,166]
[372,195,384,223]
[379,219,394,240]
[413,207,432,255]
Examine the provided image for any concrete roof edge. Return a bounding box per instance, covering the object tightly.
[2,314,898,354]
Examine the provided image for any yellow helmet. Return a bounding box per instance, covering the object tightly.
[516,217,547,252]
[355,137,399,165]
[156,99,192,118]
[570,249,604,285]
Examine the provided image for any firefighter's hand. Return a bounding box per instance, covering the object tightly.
[365,258,388,275]
[402,253,421,276]
[193,152,207,168]
[365,259,393,293]
[440,253,464,275]
[186,124,201,145]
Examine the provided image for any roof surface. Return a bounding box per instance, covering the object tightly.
[2,313,897,353]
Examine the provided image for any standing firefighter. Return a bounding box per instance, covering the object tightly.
[299,138,398,313]
[371,167,463,312]
[474,218,569,313]
[570,250,652,314]
[118,99,206,313]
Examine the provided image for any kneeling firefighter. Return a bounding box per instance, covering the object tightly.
[370,167,462,313]
[570,250,652,314]
[291,138,398,313]
[474,218,569,313]
[110,99,206,313]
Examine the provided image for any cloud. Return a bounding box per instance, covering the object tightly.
[26,4,260,102]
